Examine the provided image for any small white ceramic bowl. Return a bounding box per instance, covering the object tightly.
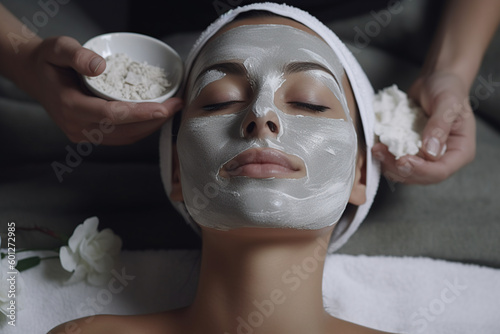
[82,32,183,103]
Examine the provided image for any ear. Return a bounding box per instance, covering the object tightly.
[170,144,184,202]
[349,150,367,206]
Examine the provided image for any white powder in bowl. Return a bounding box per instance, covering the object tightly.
[373,85,428,159]
[87,53,171,100]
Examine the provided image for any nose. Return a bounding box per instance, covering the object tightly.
[241,109,280,139]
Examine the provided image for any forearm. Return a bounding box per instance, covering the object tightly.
[423,0,500,89]
[0,4,42,93]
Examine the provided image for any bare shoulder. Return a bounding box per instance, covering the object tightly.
[46,311,179,334]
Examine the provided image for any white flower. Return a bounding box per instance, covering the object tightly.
[60,217,122,286]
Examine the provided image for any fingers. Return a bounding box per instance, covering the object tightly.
[41,36,106,76]
[34,36,185,146]
[82,97,184,125]
[420,89,469,161]
[372,133,475,185]
[372,144,435,184]
[86,118,168,146]
[60,92,183,145]
[392,72,477,184]
[372,143,414,183]
[411,73,473,162]
[65,112,169,145]
[372,96,476,185]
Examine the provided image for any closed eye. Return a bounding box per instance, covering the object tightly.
[202,101,244,112]
[289,102,330,112]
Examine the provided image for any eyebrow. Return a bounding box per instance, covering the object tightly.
[194,62,247,84]
[193,61,341,87]
[284,61,333,76]
[284,61,341,87]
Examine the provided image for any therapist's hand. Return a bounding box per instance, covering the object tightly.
[30,36,183,145]
[372,71,476,184]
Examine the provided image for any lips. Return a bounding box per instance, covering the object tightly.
[219,148,306,179]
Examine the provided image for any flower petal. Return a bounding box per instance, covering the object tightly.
[65,264,87,285]
[95,229,122,255]
[93,255,114,274]
[68,223,85,252]
[69,217,99,251]
[61,216,122,287]
[59,246,78,272]
[83,216,99,234]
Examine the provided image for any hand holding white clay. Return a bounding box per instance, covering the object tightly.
[372,72,475,185]
[370,0,500,184]
[0,4,183,146]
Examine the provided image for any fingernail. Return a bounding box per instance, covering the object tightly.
[440,143,447,157]
[373,151,385,162]
[90,57,104,73]
[425,137,441,157]
[407,155,422,165]
[153,111,166,119]
[397,161,413,177]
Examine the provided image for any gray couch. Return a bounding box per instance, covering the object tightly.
[1,1,499,267]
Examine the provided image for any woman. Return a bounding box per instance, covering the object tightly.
[49,3,389,334]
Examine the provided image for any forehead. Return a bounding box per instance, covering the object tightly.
[184,15,359,125]
[214,15,323,39]
[190,24,344,83]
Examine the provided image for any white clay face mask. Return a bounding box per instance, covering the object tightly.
[176,25,358,230]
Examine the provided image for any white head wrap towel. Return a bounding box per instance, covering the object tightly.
[159,2,380,253]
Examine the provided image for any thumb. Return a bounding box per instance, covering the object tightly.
[42,36,106,76]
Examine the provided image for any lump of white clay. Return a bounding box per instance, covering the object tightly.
[87,53,171,100]
[373,85,428,159]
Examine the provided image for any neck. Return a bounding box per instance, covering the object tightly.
[181,225,335,334]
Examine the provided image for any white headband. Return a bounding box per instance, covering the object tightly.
[159,2,380,253]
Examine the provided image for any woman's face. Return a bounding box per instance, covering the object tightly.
[174,17,362,231]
